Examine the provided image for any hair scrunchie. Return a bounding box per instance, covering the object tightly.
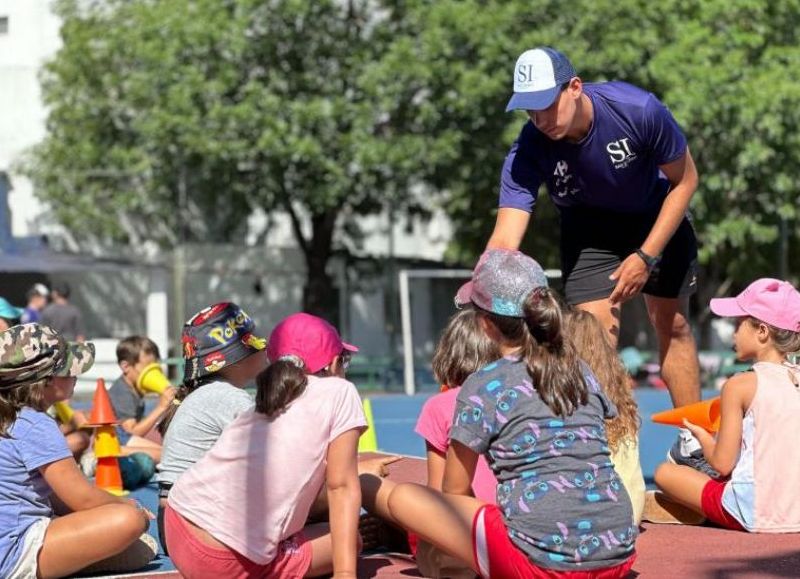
[277,354,305,369]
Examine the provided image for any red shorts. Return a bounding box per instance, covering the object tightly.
[700,479,745,531]
[164,504,313,579]
[471,505,636,579]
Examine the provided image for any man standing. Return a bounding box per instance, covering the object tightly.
[41,282,86,342]
[487,47,709,472]
[20,283,49,324]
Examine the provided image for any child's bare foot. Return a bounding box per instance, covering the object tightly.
[642,490,706,525]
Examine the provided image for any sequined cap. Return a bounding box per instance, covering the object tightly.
[455,249,548,317]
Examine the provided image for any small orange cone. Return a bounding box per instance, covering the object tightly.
[94,425,122,458]
[96,456,128,496]
[85,379,119,427]
[651,397,721,432]
[135,362,171,395]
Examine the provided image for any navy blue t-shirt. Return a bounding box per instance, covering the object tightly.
[499,82,687,213]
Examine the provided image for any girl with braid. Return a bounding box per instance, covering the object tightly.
[165,313,365,578]
[382,250,637,578]
[155,302,266,554]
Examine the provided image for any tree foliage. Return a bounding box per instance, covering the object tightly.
[24,0,449,315]
[372,0,800,291]
[23,0,800,322]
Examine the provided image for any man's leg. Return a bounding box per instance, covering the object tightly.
[576,298,622,347]
[644,295,700,407]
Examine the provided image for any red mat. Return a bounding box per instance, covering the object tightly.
[114,455,800,578]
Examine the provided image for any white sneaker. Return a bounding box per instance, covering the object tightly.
[79,449,96,478]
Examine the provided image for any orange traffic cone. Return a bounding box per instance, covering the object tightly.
[651,397,721,432]
[96,456,127,496]
[135,362,171,395]
[85,379,119,427]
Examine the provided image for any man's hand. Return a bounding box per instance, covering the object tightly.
[608,253,651,304]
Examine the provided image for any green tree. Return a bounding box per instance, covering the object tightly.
[22,0,448,316]
[373,0,800,337]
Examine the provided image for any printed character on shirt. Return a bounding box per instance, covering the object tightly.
[451,357,636,567]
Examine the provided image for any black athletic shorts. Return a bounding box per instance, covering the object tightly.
[560,206,698,305]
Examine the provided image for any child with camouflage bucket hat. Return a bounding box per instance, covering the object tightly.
[0,324,155,578]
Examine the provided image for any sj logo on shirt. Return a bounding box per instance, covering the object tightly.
[606,138,637,169]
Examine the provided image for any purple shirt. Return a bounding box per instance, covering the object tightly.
[499,82,687,213]
[0,408,71,577]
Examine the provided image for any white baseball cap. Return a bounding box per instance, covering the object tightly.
[506,47,577,112]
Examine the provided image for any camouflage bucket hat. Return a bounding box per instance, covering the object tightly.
[0,324,95,390]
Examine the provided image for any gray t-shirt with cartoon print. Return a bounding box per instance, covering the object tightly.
[450,357,637,571]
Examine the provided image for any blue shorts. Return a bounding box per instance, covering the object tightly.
[116,426,132,446]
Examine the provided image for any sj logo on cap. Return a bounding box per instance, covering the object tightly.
[514,49,556,92]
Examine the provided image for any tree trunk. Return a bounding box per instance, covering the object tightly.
[301,211,339,322]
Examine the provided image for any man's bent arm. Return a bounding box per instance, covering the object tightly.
[486,207,531,251]
[640,149,699,258]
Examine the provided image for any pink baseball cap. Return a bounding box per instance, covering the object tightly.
[710,278,800,332]
[266,313,358,374]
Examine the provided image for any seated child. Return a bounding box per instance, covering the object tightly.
[377,250,637,578]
[417,307,501,502]
[109,336,176,462]
[654,278,800,532]
[155,302,266,554]
[165,313,365,578]
[0,324,155,579]
[414,307,501,578]
[564,307,646,524]
[51,400,91,460]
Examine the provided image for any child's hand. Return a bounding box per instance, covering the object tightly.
[128,499,155,521]
[157,387,177,409]
[358,455,402,478]
[682,418,714,443]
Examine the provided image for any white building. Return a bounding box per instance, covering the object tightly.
[0,0,62,238]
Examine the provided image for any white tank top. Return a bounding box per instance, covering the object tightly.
[722,362,800,532]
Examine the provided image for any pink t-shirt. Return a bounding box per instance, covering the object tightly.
[168,375,366,564]
[414,388,498,503]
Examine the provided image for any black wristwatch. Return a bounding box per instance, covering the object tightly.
[635,248,660,271]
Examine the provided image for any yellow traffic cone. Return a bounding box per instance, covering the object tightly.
[94,425,122,459]
[358,398,378,452]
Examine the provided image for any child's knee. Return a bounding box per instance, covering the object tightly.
[387,483,417,520]
[109,503,148,539]
[653,462,672,488]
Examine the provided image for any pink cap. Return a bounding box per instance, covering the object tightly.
[266,313,358,374]
[710,278,800,332]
